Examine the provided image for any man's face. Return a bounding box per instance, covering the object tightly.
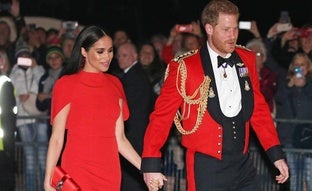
[206,13,239,56]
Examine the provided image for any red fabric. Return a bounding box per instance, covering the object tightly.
[51,71,129,190]
[259,66,277,112]
[161,44,174,64]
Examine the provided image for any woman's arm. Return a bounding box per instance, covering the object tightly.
[115,99,141,170]
[43,104,70,191]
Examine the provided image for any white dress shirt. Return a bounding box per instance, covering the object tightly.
[207,43,242,117]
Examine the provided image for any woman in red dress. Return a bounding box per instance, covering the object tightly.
[43,25,144,191]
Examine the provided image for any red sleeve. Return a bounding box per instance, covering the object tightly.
[109,75,129,121]
[50,76,73,125]
[142,61,183,158]
[161,44,174,64]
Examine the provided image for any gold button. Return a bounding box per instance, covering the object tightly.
[217,150,221,154]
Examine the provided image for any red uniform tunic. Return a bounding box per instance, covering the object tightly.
[141,45,284,191]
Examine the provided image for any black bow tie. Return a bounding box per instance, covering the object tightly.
[217,55,235,68]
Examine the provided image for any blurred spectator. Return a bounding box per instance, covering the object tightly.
[161,28,182,64]
[162,21,204,64]
[45,28,60,45]
[246,38,277,115]
[108,29,132,77]
[60,34,75,64]
[138,42,166,95]
[9,42,45,191]
[270,23,312,71]
[299,24,312,57]
[36,45,64,115]
[150,33,167,61]
[178,32,203,55]
[35,26,47,45]
[113,29,131,49]
[25,23,48,69]
[0,48,11,75]
[0,20,15,72]
[275,52,312,191]
[35,45,65,186]
[0,0,26,73]
[116,42,155,191]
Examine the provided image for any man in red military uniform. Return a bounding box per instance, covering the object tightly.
[141,0,289,191]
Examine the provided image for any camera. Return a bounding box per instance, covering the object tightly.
[238,21,251,30]
[293,66,303,78]
[279,11,291,23]
[62,21,78,31]
[176,24,192,33]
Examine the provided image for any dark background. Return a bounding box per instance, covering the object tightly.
[4,0,312,44]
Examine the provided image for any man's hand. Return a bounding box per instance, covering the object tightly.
[274,159,289,184]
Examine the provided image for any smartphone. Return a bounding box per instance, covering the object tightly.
[62,21,78,30]
[276,23,292,32]
[239,21,251,30]
[279,11,290,23]
[293,66,303,78]
[17,57,32,67]
[176,24,192,33]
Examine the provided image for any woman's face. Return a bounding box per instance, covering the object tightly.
[82,35,114,73]
[139,44,154,67]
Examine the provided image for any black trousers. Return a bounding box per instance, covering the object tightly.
[194,152,260,191]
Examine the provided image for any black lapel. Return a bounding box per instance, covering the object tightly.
[231,51,254,122]
[199,44,223,124]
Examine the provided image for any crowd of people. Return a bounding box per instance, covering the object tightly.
[0,0,312,190]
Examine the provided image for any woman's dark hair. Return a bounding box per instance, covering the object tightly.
[60,25,108,76]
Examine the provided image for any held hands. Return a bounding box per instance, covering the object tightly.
[144,172,168,191]
[274,159,289,184]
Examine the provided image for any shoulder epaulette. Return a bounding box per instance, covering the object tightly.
[173,49,198,62]
[235,44,252,52]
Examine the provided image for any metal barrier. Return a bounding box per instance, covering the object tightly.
[14,115,50,191]
[12,117,312,191]
[162,145,312,191]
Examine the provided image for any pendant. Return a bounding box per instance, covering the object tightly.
[223,71,227,78]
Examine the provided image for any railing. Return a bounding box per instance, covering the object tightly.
[162,144,312,191]
[10,116,312,191]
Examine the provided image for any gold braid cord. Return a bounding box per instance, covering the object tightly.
[166,59,211,135]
